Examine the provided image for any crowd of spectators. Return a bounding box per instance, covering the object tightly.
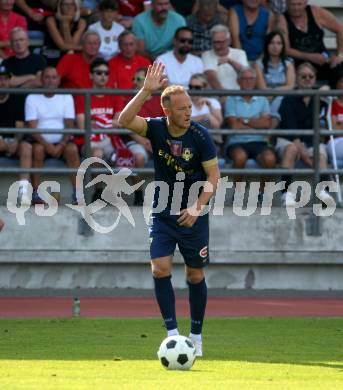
[0,0,343,205]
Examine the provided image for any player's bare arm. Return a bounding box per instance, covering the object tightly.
[118,62,168,136]
[178,162,220,228]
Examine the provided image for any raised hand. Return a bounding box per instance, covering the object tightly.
[142,62,168,93]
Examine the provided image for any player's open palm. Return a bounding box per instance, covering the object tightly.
[143,62,168,93]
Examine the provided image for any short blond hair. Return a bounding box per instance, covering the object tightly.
[161,85,187,107]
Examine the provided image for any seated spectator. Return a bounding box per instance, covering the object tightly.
[0,64,32,205]
[0,0,27,59]
[88,0,124,61]
[156,27,203,88]
[3,27,46,88]
[327,73,343,168]
[277,62,332,205]
[25,66,80,204]
[254,30,295,125]
[189,73,223,149]
[225,66,276,197]
[202,24,248,94]
[44,0,86,66]
[57,29,101,88]
[187,0,227,56]
[108,30,151,103]
[278,0,343,82]
[228,0,276,61]
[132,0,186,59]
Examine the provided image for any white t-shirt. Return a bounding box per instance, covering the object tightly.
[191,97,221,117]
[156,50,204,88]
[25,94,75,144]
[202,47,248,90]
[88,21,125,61]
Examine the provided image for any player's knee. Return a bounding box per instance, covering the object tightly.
[186,268,204,284]
[151,263,170,278]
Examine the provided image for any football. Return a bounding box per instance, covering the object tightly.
[157,335,196,370]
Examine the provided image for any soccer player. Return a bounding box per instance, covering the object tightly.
[118,62,220,356]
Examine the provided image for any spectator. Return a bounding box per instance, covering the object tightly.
[327,73,343,168]
[88,0,124,61]
[228,0,276,61]
[225,66,276,197]
[0,0,27,59]
[44,0,86,65]
[57,30,101,88]
[156,27,203,88]
[132,0,186,59]
[108,30,151,103]
[278,0,343,82]
[186,0,227,56]
[277,62,332,205]
[254,30,295,124]
[202,24,248,93]
[189,73,223,148]
[25,66,80,204]
[3,27,46,88]
[0,64,32,205]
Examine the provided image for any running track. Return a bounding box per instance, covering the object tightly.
[0,297,342,317]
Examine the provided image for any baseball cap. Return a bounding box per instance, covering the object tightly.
[0,65,11,77]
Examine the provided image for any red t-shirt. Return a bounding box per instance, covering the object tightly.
[74,94,124,144]
[139,95,164,118]
[0,12,27,57]
[57,53,92,89]
[118,0,144,17]
[332,99,343,124]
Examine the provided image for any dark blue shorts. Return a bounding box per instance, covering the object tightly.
[149,212,209,268]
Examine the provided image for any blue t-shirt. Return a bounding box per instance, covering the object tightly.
[132,10,186,58]
[145,117,217,211]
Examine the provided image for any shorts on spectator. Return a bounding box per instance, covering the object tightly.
[81,136,114,160]
[226,141,273,160]
[275,137,328,160]
[126,141,149,164]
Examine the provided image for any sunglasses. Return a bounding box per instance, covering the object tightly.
[93,70,109,76]
[178,38,193,44]
[246,25,253,40]
[300,74,315,80]
[133,76,145,82]
[188,84,203,90]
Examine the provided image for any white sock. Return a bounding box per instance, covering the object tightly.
[19,180,29,192]
[189,332,202,342]
[167,328,179,337]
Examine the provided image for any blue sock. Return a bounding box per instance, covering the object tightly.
[153,275,177,331]
[188,278,207,335]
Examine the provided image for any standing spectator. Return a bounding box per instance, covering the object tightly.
[0,64,32,205]
[156,27,203,88]
[25,66,80,204]
[225,67,276,197]
[108,30,151,102]
[57,30,101,88]
[3,27,46,88]
[228,0,275,61]
[254,30,295,123]
[327,73,343,168]
[44,0,86,65]
[278,0,343,82]
[0,0,27,59]
[132,0,186,59]
[202,24,248,92]
[88,0,124,61]
[186,0,227,56]
[277,62,332,205]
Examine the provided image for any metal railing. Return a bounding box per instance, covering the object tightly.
[0,87,342,236]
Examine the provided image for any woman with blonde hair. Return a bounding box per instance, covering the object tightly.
[44,0,86,65]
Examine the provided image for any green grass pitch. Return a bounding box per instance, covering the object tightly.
[0,317,342,389]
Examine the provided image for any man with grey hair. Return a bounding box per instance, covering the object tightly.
[202,24,248,92]
[57,30,101,88]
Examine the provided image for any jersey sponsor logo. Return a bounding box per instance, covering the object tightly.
[182,148,193,161]
[199,245,208,258]
[167,140,182,156]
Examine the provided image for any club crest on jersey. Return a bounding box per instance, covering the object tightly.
[199,246,208,258]
[182,148,193,161]
[168,140,182,156]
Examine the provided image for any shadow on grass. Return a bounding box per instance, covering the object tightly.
[0,317,342,370]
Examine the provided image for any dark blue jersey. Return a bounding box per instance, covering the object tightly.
[145,117,217,211]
